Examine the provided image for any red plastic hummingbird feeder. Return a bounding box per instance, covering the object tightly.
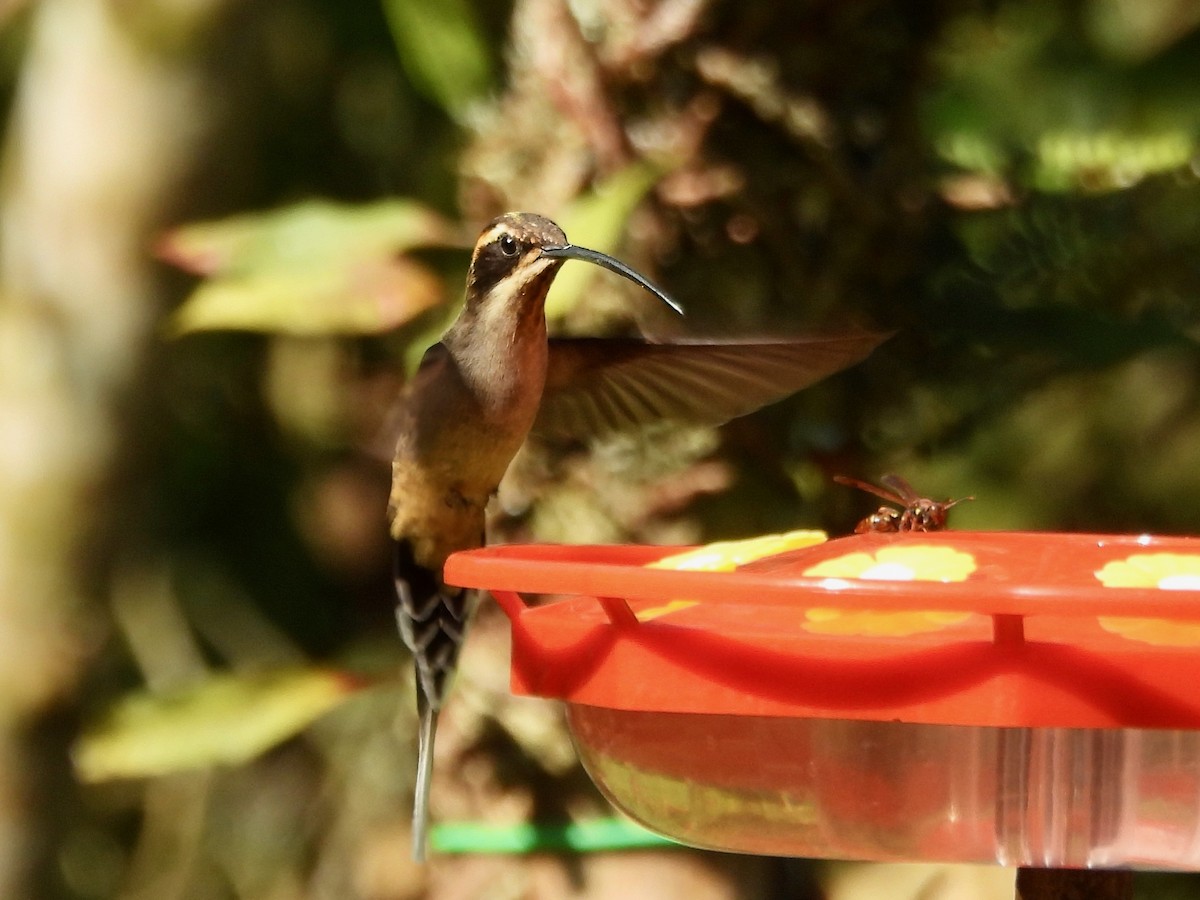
[444,530,1200,868]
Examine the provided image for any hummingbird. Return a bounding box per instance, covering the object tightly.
[390,211,887,860]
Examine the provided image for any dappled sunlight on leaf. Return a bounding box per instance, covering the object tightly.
[1033,130,1194,192]
[161,199,456,335]
[74,667,373,782]
[168,256,445,336]
[929,3,1200,194]
[158,199,455,276]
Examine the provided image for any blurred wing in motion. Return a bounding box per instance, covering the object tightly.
[533,333,890,441]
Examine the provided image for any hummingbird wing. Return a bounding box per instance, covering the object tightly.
[533,332,890,440]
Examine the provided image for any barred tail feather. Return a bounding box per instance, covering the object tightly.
[393,540,472,861]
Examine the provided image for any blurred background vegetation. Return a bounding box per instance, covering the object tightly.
[3,0,1200,897]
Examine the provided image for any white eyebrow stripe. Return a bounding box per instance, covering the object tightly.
[475,223,511,250]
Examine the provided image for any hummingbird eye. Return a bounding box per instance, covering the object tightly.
[498,234,519,257]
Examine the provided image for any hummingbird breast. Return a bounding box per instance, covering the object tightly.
[387,318,548,563]
[388,246,560,563]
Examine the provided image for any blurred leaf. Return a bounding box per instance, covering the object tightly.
[159,199,455,276]
[382,0,493,118]
[161,199,458,335]
[1032,129,1194,192]
[545,163,664,319]
[74,668,369,782]
[168,256,446,336]
[1086,0,1200,62]
[928,4,1200,193]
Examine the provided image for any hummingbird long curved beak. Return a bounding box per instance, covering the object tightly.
[539,243,685,316]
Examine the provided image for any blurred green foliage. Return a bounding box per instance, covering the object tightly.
[6,0,1200,897]
[162,199,455,335]
[76,668,371,782]
[380,0,495,118]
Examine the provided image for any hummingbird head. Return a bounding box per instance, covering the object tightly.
[465,212,683,317]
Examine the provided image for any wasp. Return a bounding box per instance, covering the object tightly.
[834,474,971,533]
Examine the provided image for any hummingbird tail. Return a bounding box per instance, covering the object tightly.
[411,697,437,862]
[393,540,472,708]
[393,540,474,861]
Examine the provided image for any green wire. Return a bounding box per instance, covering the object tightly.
[430,818,681,855]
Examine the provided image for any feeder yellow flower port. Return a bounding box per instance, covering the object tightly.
[1097,552,1200,646]
[800,545,977,636]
